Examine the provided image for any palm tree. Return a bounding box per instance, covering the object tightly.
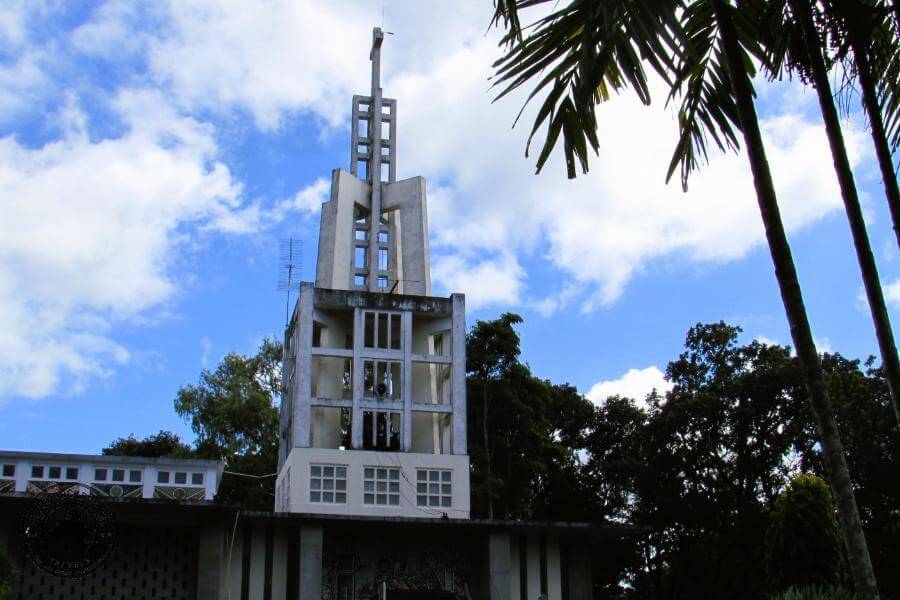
[767,0,900,432]
[827,0,900,249]
[490,1,880,597]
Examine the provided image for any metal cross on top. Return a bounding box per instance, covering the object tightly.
[351,27,397,292]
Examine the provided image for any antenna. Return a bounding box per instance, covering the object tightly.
[277,238,302,326]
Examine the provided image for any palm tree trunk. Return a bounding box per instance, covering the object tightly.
[853,43,900,250]
[791,0,900,434]
[712,1,880,598]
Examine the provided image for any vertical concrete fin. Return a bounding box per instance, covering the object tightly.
[489,531,512,600]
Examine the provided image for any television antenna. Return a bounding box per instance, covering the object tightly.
[277,238,302,326]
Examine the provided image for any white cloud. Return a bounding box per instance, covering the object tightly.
[585,366,673,405]
[290,177,330,216]
[0,91,245,398]
[755,335,780,347]
[431,252,524,311]
[42,1,863,312]
[885,279,900,308]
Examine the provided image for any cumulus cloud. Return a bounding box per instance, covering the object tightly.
[37,0,864,312]
[431,252,524,311]
[885,279,900,308]
[0,91,244,398]
[585,366,673,406]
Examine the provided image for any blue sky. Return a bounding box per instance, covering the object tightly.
[1,1,897,454]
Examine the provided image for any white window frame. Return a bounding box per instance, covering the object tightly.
[309,464,348,504]
[416,469,452,508]
[362,466,400,506]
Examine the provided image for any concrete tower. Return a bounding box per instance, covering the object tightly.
[276,28,469,519]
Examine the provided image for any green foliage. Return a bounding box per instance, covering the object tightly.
[102,430,193,458]
[0,544,12,600]
[770,585,856,600]
[174,337,282,509]
[766,473,845,593]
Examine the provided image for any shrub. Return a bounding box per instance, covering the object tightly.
[766,473,845,593]
[769,585,855,600]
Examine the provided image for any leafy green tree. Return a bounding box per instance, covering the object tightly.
[102,430,193,458]
[766,473,845,594]
[770,586,856,600]
[466,313,584,521]
[174,338,282,510]
[629,323,807,599]
[0,543,13,600]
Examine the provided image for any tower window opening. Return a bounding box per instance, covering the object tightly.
[363,311,402,350]
[377,231,388,243]
[354,204,369,225]
[363,360,401,400]
[377,276,388,289]
[380,162,390,182]
[378,248,388,270]
[354,246,367,269]
[355,229,367,241]
[362,413,401,452]
[354,275,367,288]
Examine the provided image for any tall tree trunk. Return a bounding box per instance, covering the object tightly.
[792,0,900,433]
[853,43,900,250]
[712,2,880,598]
[483,382,494,519]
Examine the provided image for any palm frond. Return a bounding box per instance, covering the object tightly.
[491,0,684,178]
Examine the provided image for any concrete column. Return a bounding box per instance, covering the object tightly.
[205,467,218,500]
[293,284,315,449]
[547,535,562,600]
[271,528,288,600]
[142,466,155,498]
[509,534,521,600]
[450,293,467,455]
[351,307,363,448]
[566,543,593,600]
[401,310,412,451]
[248,525,266,600]
[196,523,225,600]
[489,531,512,600]
[298,525,323,600]
[526,536,541,600]
[227,522,244,600]
[15,459,28,492]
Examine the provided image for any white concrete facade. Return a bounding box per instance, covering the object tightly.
[277,27,469,520]
[277,447,469,518]
[0,450,223,500]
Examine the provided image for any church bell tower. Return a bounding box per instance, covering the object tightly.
[275,28,469,519]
